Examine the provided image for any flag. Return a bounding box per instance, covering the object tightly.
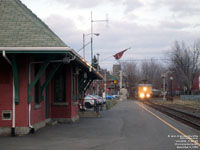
[113,48,128,60]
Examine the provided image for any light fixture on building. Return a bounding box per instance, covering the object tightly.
[84,72,87,79]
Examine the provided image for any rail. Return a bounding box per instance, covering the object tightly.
[142,101,200,131]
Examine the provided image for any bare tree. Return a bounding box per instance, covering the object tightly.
[140,59,164,89]
[168,41,200,94]
[121,62,139,96]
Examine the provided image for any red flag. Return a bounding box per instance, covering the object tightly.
[113,48,128,60]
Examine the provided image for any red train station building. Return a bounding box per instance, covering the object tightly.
[0,0,102,136]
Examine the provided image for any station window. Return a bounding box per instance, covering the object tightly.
[0,59,11,84]
[2,110,12,120]
[54,67,66,102]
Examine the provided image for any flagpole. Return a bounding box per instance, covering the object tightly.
[119,60,123,100]
[91,11,109,66]
[91,11,93,65]
[104,72,106,99]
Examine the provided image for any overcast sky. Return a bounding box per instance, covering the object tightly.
[21,0,200,71]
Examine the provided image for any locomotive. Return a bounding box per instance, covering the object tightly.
[137,80,152,100]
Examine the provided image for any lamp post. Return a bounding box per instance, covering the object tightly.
[161,73,166,100]
[161,71,172,100]
[104,72,106,99]
[170,76,173,101]
[83,33,100,59]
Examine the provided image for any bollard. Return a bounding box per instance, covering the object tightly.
[100,103,103,111]
[96,103,99,113]
[94,101,97,112]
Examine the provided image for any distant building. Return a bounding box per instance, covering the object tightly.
[112,64,128,89]
[106,73,119,95]
[112,64,121,79]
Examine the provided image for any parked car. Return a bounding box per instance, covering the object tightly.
[106,95,114,100]
[84,95,95,108]
[91,95,106,104]
[88,95,103,104]
[84,95,103,108]
[112,95,120,99]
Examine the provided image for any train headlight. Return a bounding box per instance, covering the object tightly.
[139,93,145,98]
[143,87,147,92]
[146,93,150,98]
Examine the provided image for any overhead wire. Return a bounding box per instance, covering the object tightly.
[76,41,91,53]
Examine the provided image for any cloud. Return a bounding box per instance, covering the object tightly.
[123,0,144,13]
[92,20,199,64]
[40,1,200,70]
[152,0,200,16]
[159,20,191,30]
[43,14,83,49]
[165,0,199,13]
[54,0,102,9]
[43,14,199,70]
[54,0,144,13]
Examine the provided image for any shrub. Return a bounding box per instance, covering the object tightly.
[106,100,117,110]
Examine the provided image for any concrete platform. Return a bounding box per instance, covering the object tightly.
[0,100,199,150]
[79,111,101,118]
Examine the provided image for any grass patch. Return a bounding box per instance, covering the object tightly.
[152,97,200,109]
[106,100,118,110]
[173,99,200,109]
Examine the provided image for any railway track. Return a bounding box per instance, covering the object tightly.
[142,101,200,131]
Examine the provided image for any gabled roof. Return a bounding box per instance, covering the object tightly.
[0,0,103,79]
[0,0,66,47]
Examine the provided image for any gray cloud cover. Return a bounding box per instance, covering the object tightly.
[55,0,144,13]
[152,0,200,16]
[44,14,199,67]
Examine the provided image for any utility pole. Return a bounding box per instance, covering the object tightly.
[91,12,93,65]
[90,11,108,66]
[104,72,107,99]
[161,71,172,100]
[162,74,166,100]
[83,33,85,58]
[120,70,122,89]
[119,69,123,101]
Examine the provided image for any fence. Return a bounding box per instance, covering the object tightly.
[180,95,200,102]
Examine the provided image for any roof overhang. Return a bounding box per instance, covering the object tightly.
[0,47,103,79]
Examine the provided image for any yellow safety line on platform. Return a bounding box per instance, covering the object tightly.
[136,102,200,147]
